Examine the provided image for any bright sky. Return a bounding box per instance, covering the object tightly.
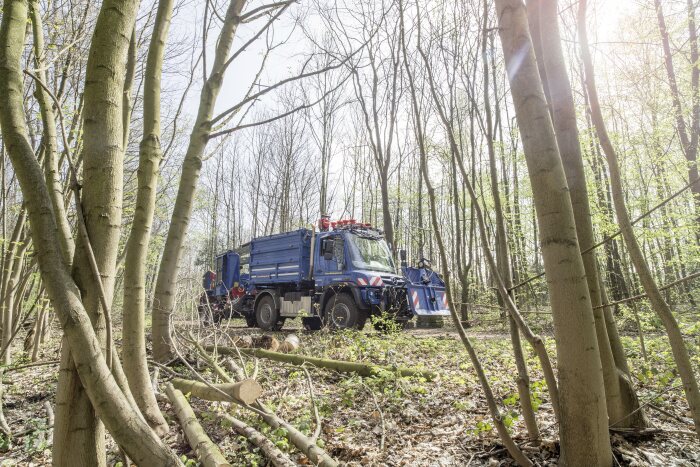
[167,0,638,125]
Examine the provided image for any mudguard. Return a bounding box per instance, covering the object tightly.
[403,267,451,316]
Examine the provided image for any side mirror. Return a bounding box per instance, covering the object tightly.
[323,239,334,261]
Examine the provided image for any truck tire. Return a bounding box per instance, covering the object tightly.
[255,295,279,331]
[324,293,367,330]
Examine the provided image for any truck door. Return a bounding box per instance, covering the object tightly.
[316,235,345,274]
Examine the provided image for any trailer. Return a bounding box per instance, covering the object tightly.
[198,218,451,330]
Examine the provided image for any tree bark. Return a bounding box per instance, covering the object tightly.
[481,0,538,439]
[122,0,175,436]
[530,0,646,429]
[494,0,612,464]
[53,0,144,462]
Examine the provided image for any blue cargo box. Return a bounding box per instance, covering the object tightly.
[249,228,312,286]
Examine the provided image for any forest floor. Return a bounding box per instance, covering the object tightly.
[1,317,698,466]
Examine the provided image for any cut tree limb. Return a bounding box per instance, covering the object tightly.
[207,347,339,467]
[171,377,261,404]
[207,345,436,380]
[165,383,231,467]
[219,413,295,467]
[256,405,338,467]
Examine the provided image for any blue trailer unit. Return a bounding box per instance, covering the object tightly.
[213,250,241,296]
[248,229,312,287]
[403,266,451,316]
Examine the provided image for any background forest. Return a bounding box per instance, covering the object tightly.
[0,0,698,465]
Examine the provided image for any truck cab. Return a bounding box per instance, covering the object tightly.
[311,224,409,330]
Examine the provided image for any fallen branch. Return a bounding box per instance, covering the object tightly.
[219,413,296,467]
[302,366,322,443]
[256,405,338,467]
[207,345,436,381]
[165,383,231,467]
[5,360,60,373]
[211,348,339,466]
[171,377,262,405]
[224,358,247,381]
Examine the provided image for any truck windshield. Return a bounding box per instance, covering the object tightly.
[347,234,395,273]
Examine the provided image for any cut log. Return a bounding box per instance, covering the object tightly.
[220,334,300,352]
[219,413,296,467]
[206,345,436,381]
[171,378,262,404]
[165,384,230,467]
[277,334,300,353]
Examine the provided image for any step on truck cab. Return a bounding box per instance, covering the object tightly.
[198,218,451,330]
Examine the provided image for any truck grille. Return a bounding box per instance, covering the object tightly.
[380,275,405,287]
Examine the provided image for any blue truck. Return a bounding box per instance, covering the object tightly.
[198,218,451,330]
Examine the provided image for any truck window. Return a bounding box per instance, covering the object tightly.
[333,237,345,268]
[216,256,224,280]
[347,234,395,273]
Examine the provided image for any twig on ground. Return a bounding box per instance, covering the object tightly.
[302,365,322,443]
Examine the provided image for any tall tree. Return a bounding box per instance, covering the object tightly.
[152,0,248,361]
[654,0,700,226]
[528,0,646,428]
[494,0,612,464]
[121,0,175,436]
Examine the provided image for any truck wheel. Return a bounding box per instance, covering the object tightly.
[302,317,322,331]
[255,295,279,331]
[324,294,366,330]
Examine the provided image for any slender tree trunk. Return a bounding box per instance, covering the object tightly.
[530,0,646,429]
[53,0,148,464]
[152,0,247,362]
[122,0,175,436]
[0,210,25,365]
[494,1,612,464]
[481,0,538,439]
[579,0,700,438]
[28,0,74,266]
